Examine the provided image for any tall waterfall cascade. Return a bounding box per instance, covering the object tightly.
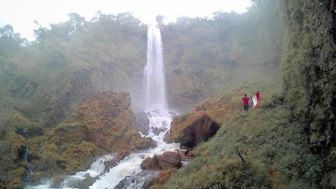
[28,22,179,189]
[88,22,179,189]
[144,23,168,111]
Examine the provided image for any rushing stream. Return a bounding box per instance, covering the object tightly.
[29,22,179,189]
[90,110,180,189]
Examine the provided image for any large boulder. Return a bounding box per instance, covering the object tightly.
[141,151,182,171]
[115,171,157,189]
[70,92,155,153]
[165,112,220,148]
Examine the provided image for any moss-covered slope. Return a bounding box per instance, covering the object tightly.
[155,96,321,189]
[281,0,336,184]
[282,0,336,157]
[155,1,336,188]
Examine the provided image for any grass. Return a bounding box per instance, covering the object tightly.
[156,94,322,189]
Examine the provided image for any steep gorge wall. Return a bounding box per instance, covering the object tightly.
[281,0,336,180]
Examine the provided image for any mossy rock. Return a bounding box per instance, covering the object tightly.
[54,122,88,146]
[7,177,21,189]
[57,142,104,174]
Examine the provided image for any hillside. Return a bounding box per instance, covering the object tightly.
[150,0,336,188]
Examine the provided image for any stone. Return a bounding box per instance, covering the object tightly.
[115,171,157,189]
[141,151,182,171]
[166,112,220,148]
[77,92,155,153]
[177,149,195,161]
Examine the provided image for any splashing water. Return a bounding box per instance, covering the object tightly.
[90,111,179,189]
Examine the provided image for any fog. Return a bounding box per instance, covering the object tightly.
[0,0,251,40]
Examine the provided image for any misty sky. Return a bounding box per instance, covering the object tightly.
[0,0,251,40]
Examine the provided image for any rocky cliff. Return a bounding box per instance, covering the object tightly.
[281,0,336,185]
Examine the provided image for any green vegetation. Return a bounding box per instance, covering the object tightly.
[157,94,322,189]
[162,1,283,110]
[0,13,147,187]
[154,0,336,188]
[281,0,336,185]
[0,0,334,188]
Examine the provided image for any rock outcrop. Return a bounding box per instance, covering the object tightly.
[53,92,155,170]
[141,151,182,171]
[165,112,220,148]
[7,92,156,187]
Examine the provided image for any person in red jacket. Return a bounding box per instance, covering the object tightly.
[242,94,250,111]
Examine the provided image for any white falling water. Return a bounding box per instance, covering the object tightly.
[90,111,179,189]
[89,22,179,189]
[28,21,179,189]
[144,23,168,111]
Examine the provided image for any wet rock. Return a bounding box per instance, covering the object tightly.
[157,152,182,170]
[151,127,167,135]
[115,171,157,189]
[141,151,182,171]
[103,152,129,172]
[144,168,178,189]
[135,112,150,135]
[177,149,195,161]
[50,175,66,188]
[64,176,96,189]
[143,172,160,189]
[166,112,220,148]
[141,155,160,170]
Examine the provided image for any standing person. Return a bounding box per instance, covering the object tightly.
[242,94,250,111]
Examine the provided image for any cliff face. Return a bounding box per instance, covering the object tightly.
[282,0,336,163]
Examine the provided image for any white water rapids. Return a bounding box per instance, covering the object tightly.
[29,23,180,189]
[90,111,179,189]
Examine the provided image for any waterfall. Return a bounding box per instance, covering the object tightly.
[144,23,168,111]
[89,23,179,188]
[28,21,180,189]
[23,129,33,188]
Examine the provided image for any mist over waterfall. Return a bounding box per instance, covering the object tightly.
[145,23,168,111]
